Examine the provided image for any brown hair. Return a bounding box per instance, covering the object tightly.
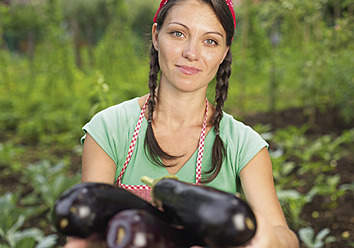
[144,0,235,183]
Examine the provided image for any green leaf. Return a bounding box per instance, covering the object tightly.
[324,236,337,244]
[314,240,324,248]
[281,161,296,176]
[277,189,301,199]
[35,234,58,248]
[339,183,354,192]
[12,228,43,244]
[299,227,315,246]
[7,215,25,235]
[315,228,330,242]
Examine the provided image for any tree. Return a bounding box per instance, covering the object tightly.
[62,0,113,69]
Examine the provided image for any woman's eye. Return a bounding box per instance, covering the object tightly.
[205,39,218,45]
[173,31,184,38]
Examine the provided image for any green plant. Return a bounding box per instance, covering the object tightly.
[276,189,317,229]
[339,182,354,197]
[20,160,81,214]
[0,193,58,248]
[299,227,336,248]
[272,125,350,177]
[310,174,347,209]
[1,160,80,247]
[272,158,304,189]
[0,142,25,175]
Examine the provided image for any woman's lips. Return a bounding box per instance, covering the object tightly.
[177,65,201,75]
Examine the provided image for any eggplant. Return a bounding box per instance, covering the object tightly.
[141,176,257,247]
[106,209,204,248]
[52,182,169,238]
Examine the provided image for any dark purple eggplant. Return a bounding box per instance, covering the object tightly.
[52,182,169,238]
[106,209,204,248]
[141,176,257,247]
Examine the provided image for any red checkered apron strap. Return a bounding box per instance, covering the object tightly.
[115,95,208,191]
[115,94,151,191]
[195,99,208,184]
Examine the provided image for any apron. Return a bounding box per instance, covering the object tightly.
[115,95,209,202]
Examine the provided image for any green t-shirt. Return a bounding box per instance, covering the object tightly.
[81,98,268,195]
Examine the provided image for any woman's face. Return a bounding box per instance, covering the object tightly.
[152,0,229,95]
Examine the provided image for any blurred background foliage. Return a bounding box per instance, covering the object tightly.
[0,0,353,247]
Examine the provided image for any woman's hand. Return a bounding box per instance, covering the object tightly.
[239,212,298,248]
[63,238,88,248]
[63,235,107,248]
[237,212,277,248]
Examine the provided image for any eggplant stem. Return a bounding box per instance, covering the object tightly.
[140,176,155,186]
[140,175,179,187]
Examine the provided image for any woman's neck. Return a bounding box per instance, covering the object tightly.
[153,87,208,130]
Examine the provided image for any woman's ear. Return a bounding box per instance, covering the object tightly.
[152,23,159,51]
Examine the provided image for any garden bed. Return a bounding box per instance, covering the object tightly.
[244,107,353,247]
[0,106,353,247]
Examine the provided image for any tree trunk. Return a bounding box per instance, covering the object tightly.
[349,2,354,17]
[269,56,277,112]
[86,25,95,67]
[238,0,251,113]
[334,0,341,20]
[71,18,82,70]
[27,31,35,61]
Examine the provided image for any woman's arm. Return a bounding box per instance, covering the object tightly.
[81,133,116,183]
[239,147,299,248]
[63,134,116,248]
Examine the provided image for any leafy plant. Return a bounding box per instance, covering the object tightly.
[271,125,350,177]
[310,174,347,209]
[276,189,317,229]
[299,227,336,248]
[339,182,354,197]
[0,142,25,175]
[0,159,80,247]
[0,193,58,248]
[20,160,81,216]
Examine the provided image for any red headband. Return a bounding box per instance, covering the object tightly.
[153,0,236,30]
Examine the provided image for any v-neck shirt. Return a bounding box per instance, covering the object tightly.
[81,98,268,195]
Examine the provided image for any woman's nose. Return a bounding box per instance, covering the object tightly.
[182,39,200,61]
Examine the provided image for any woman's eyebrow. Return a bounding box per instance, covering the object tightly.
[168,22,224,37]
[168,21,189,30]
[205,31,224,38]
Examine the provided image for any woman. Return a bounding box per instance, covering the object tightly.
[65,0,299,247]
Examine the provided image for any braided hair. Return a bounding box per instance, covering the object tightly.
[144,0,235,181]
[203,49,232,183]
[144,44,182,167]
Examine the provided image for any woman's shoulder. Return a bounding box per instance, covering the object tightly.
[84,97,142,133]
[220,112,253,133]
[220,112,268,170]
[220,111,266,146]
